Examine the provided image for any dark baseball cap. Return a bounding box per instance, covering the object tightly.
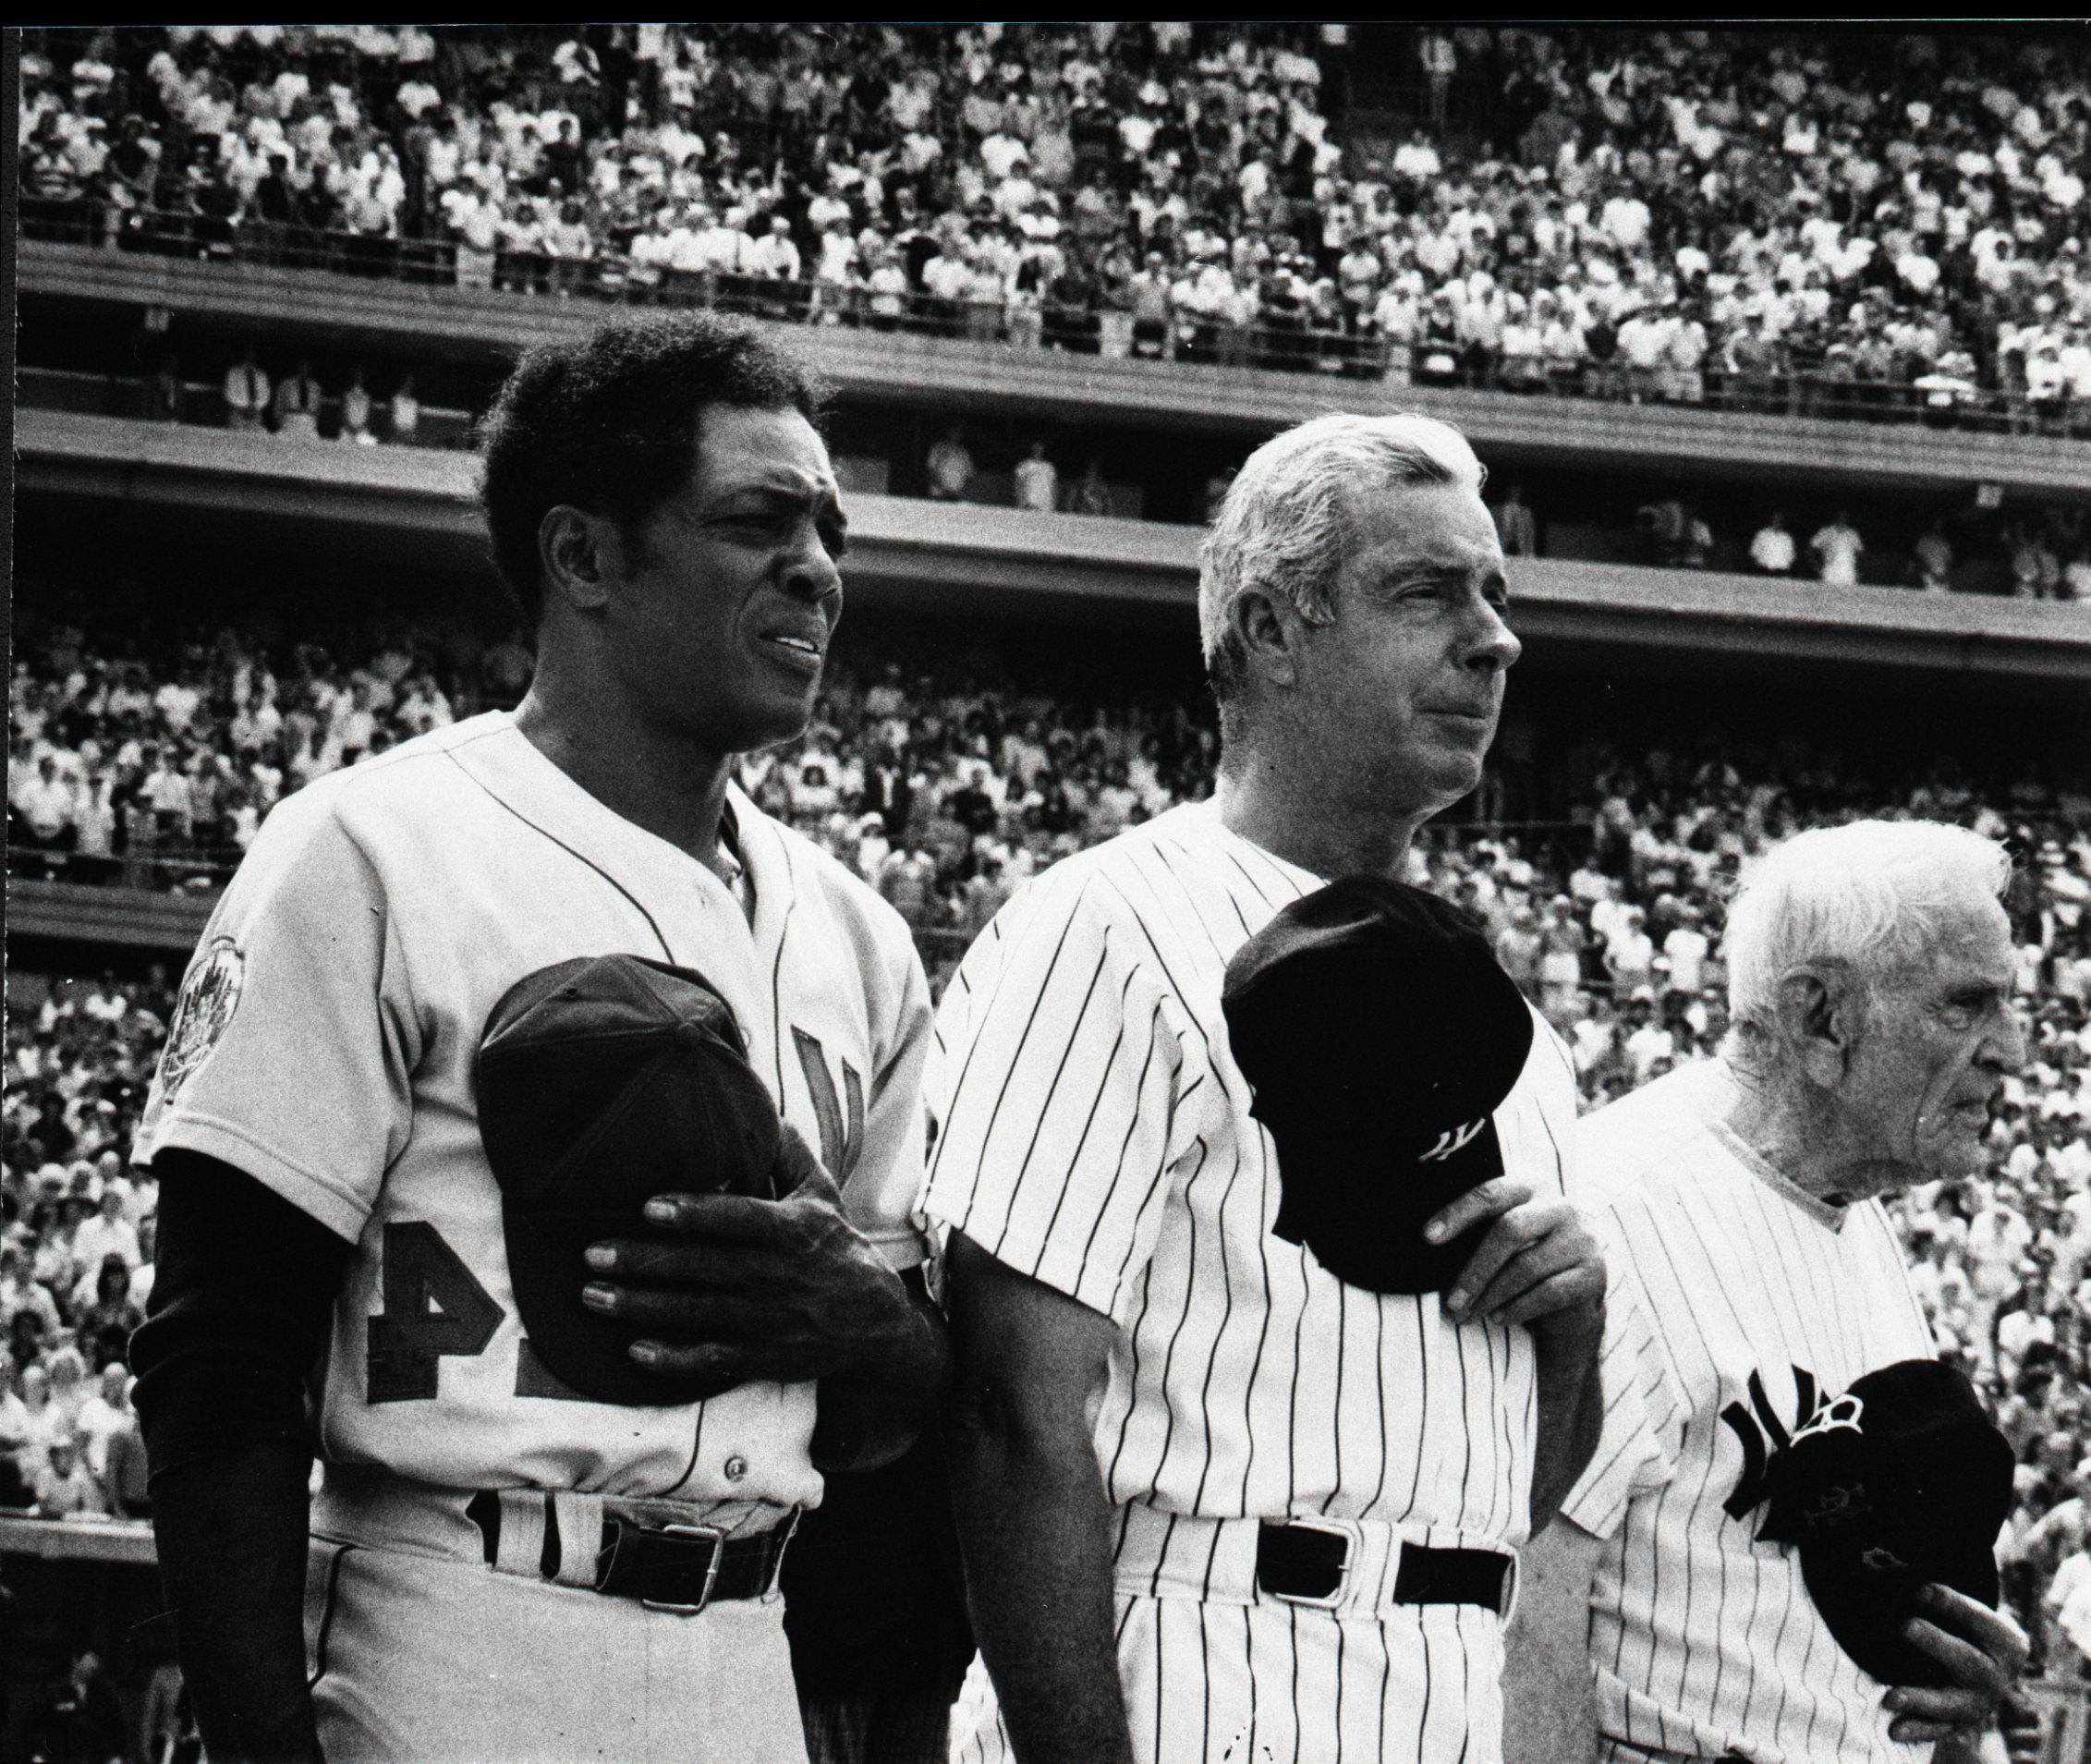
[1222,876,1535,1296]
[1757,1358,2015,1687]
[475,954,781,1406]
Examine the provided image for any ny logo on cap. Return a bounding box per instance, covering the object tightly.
[1792,1392,1866,1446]
[1419,1118,1488,1163]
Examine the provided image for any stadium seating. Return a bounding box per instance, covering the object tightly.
[17,25,2091,424]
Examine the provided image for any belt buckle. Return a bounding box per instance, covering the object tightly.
[1264,1515,1357,1612]
[610,1515,725,1616]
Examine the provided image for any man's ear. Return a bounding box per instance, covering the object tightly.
[1779,965,1856,1089]
[1226,585,1302,690]
[538,505,621,613]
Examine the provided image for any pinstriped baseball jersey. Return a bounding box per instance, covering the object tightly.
[950,1591,1507,1764]
[924,793,1580,1539]
[135,711,930,1508]
[1562,1064,1939,1764]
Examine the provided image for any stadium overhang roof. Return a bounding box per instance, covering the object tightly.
[19,408,2091,682]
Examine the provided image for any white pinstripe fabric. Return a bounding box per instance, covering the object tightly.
[948,1594,1504,1764]
[1563,1065,1939,1764]
[926,798,1579,1762]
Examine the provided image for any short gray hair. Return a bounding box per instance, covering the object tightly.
[1197,413,1486,698]
[1724,820,2012,1042]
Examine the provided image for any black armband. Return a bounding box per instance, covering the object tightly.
[130,1150,353,1483]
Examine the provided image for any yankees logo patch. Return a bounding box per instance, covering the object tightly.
[158,935,245,1101]
[1719,1362,1819,1519]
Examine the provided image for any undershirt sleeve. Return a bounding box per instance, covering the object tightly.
[129,1150,354,1483]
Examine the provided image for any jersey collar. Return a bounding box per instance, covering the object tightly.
[442,712,755,958]
[1708,1113,1852,1235]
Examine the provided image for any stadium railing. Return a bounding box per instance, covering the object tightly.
[23,200,2089,437]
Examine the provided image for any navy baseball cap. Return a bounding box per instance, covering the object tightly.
[1757,1358,2014,1687]
[474,955,781,1406]
[1222,877,1535,1296]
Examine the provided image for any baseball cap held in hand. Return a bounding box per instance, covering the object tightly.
[1222,876,1534,1295]
[1756,1357,2014,1688]
[475,954,781,1406]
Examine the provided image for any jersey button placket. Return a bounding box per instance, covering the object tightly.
[723,1454,749,1483]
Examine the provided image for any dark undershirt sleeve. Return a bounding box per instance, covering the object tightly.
[130,1149,354,1483]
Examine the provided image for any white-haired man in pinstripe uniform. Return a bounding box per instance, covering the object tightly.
[1504,821,2032,1764]
[924,413,1609,1763]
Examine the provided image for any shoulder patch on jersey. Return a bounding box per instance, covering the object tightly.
[158,935,246,1101]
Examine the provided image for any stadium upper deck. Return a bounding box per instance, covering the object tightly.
[18,25,2091,427]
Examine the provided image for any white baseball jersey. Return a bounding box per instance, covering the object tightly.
[1562,1063,1938,1764]
[923,796,1582,1762]
[136,711,930,1511]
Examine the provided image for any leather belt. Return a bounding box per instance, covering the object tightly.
[1256,1517,1512,1613]
[1112,1502,1519,1621]
[465,1489,799,1614]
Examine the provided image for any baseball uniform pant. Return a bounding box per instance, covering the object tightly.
[950,1508,1511,1764]
[306,1473,809,1763]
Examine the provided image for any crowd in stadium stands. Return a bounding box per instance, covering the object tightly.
[18,25,2091,416]
[7,638,2090,1675]
[5,619,540,888]
[0,967,163,1518]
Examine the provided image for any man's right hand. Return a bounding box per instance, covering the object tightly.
[580,1125,920,1390]
[1883,1583,2028,1747]
[1426,1177,1607,1339]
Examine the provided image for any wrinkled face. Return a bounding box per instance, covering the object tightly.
[605,406,845,756]
[1840,899,2024,1184]
[1290,481,1521,821]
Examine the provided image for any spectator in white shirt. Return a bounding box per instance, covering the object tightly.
[1603,906,1655,988]
[273,359,322,439]
[745,213,801,282]
[1661,908,1709,995]
[388,373,419,444]
[223,348,270,431]
[1808,509,1866,586]
[72,1365,134,1478]
[1014,441,1059,514]
[70,1188,140,1275]
[340,367,377,445]
[13,756,78,857]
[926,426,975,501]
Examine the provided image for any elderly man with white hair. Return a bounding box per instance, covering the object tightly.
[928,412,1607,1763]
[1505,821,2033,1764]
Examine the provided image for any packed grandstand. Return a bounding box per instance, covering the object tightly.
[17,23,2091,420]
[8,19,2091,1758]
